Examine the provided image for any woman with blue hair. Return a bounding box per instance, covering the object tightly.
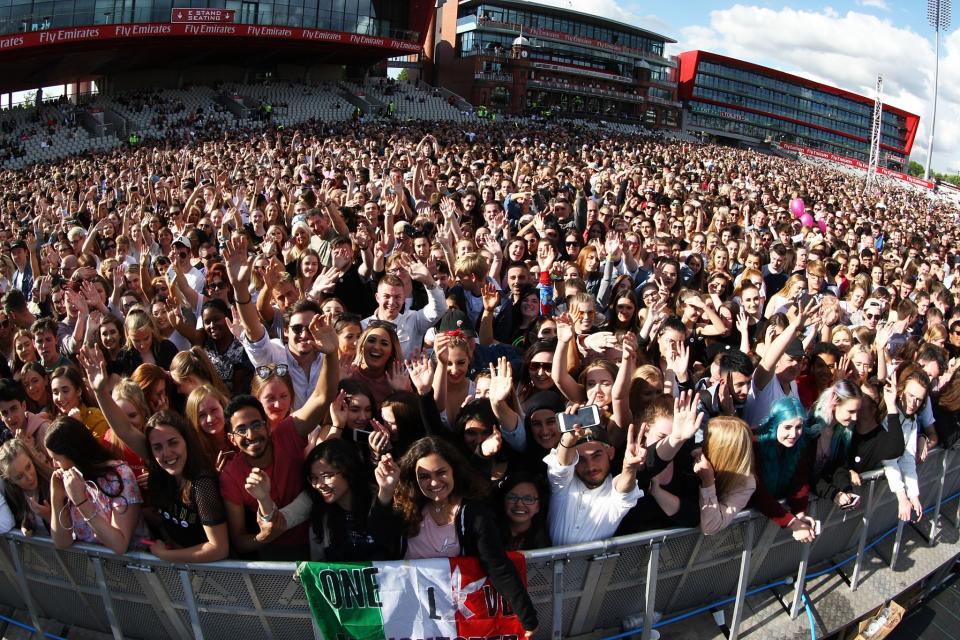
[807,380,861,508]
[748,396,817,542]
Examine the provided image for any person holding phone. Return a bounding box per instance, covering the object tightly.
[807,380,862,509]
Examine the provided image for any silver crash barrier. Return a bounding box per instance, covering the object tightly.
[2,446,959,640]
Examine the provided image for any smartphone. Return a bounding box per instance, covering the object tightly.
[557,405,601,433]
[814,520,822,536]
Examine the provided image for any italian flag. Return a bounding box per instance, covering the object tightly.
[296,555,527,640]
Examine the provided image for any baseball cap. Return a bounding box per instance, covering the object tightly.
[436,310,477,338]
[173,236,192,249]
[8,240,27,251]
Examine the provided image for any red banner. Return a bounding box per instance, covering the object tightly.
[777,142,932,189]
[0,23,420,54]
[170,8,235,23]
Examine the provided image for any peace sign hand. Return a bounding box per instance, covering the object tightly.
[622,423,650,473]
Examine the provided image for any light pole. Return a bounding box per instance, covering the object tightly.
[924,0,952,181]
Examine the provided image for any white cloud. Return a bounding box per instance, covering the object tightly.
[857,0,890,11]
[523,0,675,38]
[674,5,960,173]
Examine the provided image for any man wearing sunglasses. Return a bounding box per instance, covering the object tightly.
[224,235,327,410]
[167,236,205,295]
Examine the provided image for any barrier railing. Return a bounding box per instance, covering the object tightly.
[2,447,959,640]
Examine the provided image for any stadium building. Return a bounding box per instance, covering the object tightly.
[426,0,681,127]
[676,50,920,170]
[0,0,433,92]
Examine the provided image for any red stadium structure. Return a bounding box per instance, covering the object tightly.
[676,50,920,171]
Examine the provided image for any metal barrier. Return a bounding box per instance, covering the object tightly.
[2,447,959,640]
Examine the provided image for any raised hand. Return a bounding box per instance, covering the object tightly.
[329,389,349,430]
[670,390,704,443]
[406,351,436,395]
[222,234,250,285]
[480,426,503,458]
[481,282,501,314]
[385,360,413,392]
[622,423,650,473]
[487,357,514,406]
[309,313,338,356]
[883,368,898,413]
[605,231,622,257]
[536,242,556,273]
[555,313,574,343]
[78,345,109,392]
[374,453,399,504]
[312,267,340,294]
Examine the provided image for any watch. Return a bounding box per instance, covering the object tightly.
[257,506,277,523]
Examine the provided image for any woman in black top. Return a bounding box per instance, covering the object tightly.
[248,438,391,562]
[112,308,179,376]
[144,410,229,562]
[498,472,551,551]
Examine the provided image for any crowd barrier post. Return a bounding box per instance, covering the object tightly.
[850,479,878,590]
[6,537,44,635]
[90,555,123,640]
[788,503,814,619]
[568,546,616,635]
[641,542,660,640]
[550,558,565,640]
[727,522,755,640]
[926,449,951,545]
[889,518,906,569]
[178,568,205,640]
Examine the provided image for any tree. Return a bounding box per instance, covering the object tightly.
[907,161,924,177]
[397,69,409,82]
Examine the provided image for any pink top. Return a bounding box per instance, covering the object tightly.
[405,507,461,560]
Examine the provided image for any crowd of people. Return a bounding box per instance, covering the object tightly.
[0,112,959,636]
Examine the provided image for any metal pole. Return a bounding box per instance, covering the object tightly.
[641,543,661,640]
[91,557,124,640]
[551,560,565,640]
[789,539,812,619]
[924,26,940,180]
[851,481,877,590]
[890,518,906,569]
[6,538,44,635]
[928,450,950,545]
[729,524,755,640]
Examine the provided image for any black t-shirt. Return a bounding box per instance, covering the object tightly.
[155,472,226,549]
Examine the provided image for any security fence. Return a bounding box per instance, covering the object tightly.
[2,446,960,640]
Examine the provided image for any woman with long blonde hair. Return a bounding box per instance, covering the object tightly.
[184,384,232,465]
[698,418,755,534]
[169,347,230,399]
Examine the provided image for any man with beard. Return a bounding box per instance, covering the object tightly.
[544,402,700,546]
[219,320,338,560]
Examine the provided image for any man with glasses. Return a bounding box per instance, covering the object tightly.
[220,366,337,559]
[224,235,326,410]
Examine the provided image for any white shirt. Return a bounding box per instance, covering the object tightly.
[241,329,324,410]
[744,375,799,429]
[362,286,447,359]
[544,449,641,546]
[167,265,205,294]
[883,412,919,498]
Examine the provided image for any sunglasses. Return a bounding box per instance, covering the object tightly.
[865,313,881,320]
[207,281,227,291]
[528,361,551,373]
[256,364,289,379]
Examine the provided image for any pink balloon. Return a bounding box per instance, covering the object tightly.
[816,219,827,233]
[799,213,814,227]
[790,198,806,217]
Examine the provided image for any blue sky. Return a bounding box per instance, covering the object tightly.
[532,0,960,174]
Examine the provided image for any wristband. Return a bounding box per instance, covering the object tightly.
[235,295,252,305]
[258,506,278,523]
[75,498,89,509]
